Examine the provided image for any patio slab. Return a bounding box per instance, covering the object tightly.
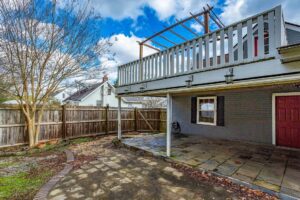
[122,133,300,199]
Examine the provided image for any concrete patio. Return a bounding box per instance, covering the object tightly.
[122,133,300,199]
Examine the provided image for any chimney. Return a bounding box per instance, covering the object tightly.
[103,74,108,82]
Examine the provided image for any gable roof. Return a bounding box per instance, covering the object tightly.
[64,81,105,102]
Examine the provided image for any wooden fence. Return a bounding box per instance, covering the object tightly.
[0,105,166,147]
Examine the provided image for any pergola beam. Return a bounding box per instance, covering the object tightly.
[167,28,188,41]
[150,39,169,49]
[209,13,223,29]
[142,43,161,51]
[207,4,225,28]
[189,12,205,27]
[141,7,212,44]
[159,35,178,45]
[176,19,199,37]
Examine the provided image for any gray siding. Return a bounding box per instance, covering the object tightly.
[286,28,300,45]
[172,86,300,144]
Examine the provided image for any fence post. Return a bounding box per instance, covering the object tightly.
[158,108,162,132]
[134,108,138,132]
[105,105,109,134]
[62,104,66,140]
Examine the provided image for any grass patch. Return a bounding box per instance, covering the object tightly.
[28,142,68,156]
[0,170,53,200]
[70,137,93,145]
[0,162,17,169]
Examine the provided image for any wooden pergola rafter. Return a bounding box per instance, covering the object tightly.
[138,5,218,59]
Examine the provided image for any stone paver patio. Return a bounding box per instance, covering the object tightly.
[47,136,241,200]
[123,133,300,199]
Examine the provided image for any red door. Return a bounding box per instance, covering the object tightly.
[276,95,300,148]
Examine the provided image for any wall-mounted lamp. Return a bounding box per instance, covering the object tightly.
[140,83,147,91]
[124,86,131,93]
[185,75,194,88]
[224,68,234,84]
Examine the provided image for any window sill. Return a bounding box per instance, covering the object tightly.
[197,122,217,126]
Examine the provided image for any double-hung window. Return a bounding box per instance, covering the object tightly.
[197,96,217,125]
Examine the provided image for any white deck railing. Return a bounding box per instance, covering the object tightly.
[118,6,286,86]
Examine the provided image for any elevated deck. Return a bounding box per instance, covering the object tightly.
[116,6,300,96]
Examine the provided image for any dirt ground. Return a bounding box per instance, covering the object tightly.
[47,135,278,200]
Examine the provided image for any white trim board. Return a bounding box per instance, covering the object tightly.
[272,92,300,146]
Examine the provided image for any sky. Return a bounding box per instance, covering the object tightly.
[58,0,300,82]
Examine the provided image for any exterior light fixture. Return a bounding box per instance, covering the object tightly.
[140,83,147,91]
[124,86,131,93]
[185,75,194,88]
[224,68,234,84]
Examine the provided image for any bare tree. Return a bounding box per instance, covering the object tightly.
[0,0,111,147]
[142,97,166,108]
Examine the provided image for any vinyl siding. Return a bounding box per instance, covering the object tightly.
[172,86,300,144]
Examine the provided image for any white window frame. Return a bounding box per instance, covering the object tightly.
[197,96,217,126]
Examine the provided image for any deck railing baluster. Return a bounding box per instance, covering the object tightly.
[237,23,243,62]
[205,35,210,68]
[192,40,196,71]
[187,42,190,72]
[198,38,203,70]
[228,26,233,65]
[247,19,253,61]
[257,15,265,58]
[176,46,179,74]
[220,30,225,66]
[212,32,217,66]
[181,44,185,73]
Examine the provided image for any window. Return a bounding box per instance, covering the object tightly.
[197,97,217,125]
[107,88,112,95]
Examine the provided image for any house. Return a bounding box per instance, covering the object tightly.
[64,75,143,108]
[52,87,76,103]
[116,5,300,156]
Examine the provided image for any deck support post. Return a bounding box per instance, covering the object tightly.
[166,93,172,157]
[117,97,122,140]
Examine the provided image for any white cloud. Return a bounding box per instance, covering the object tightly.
[87,0,147,20]
[190,22,203,33]
[59,0,300,25]
[148,0,215,21]
[98,33,156,81]
[61,0,215,21]
[220,0,300,25]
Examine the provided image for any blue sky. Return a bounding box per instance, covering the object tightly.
[55,0,300,81]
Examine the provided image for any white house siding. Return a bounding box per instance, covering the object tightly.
[54,91,69,103]
[171,85,300,144]
[75,82,142,108]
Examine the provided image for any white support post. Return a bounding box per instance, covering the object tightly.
[166,93,172,157]
[117,97,122,140]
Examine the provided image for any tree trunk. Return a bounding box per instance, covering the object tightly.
[27,117,36,147]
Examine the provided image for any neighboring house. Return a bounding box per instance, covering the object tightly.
[64,75,143,108]
[116,5,300,151]
[52,88,76,103]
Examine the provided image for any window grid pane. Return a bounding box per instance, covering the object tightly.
[198,98,216,124]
